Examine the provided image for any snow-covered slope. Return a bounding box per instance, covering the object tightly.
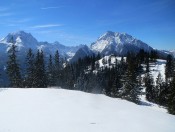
[100,55,166,81]
[97,55,166,80]
[149,59,166,83]
[97,55,125,68]
[90,31,153,56]
[0,88,174,132]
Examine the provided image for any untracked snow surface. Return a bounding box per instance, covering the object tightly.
[0,88,175,132]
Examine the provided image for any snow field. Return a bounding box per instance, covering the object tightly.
[0,88,175,132]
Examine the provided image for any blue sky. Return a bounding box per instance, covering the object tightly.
[0,0,175,50]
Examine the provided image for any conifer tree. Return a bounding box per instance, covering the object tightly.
[138,49,145,64]
[108,56,111,66]
[168,62,175,115]
[47,55,55,86]
[33,50,47,87]
[67,65,75,89]
[150,50,157,62]
[102,57,107,65]
[155,73,164,103]
[165,55,174,83]
[25,48,35,87]
[111,61,122,97]
[91,54,96,71]
[54,50,60,86]
[6,40,22,87]
[145,54,150,73]
[122,53,140,103]
[104,68,113,96]
[168,76,175,115]
[144,53,155,102]
[95,60,100,70]
[145,73,155,102]
[96,52,101,60]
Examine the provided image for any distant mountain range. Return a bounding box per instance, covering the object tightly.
[0,31,173,64]
[0,31,84,59]
[0,30,174,86]
[72,31,171,62]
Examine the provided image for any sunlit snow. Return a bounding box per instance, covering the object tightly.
[0,88,175,132]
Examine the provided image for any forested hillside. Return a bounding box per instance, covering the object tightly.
[2,42,175,115]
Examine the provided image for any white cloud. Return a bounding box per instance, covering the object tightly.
[10,18,32,23]
[0,7,9,12]
[31,30,62,35]
[0,12,13,17]
[30,24,63,29]
[41,6,63,10]
[0,7,13,17]
[7,24,17,27]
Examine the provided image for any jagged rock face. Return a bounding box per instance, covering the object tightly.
[90,31,153,56]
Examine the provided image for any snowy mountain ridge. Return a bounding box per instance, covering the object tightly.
[90,31,153,55]
[98,31,136,45]
[71,31,157,63]
[0,31,83,58]
[0,30,172,63]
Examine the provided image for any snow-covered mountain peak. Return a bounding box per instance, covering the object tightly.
[0,31,38,48]
[98,31,135,44]
[98,31,115,39]
[98,31,115,41]
[91,31,152,55]
[9,30,30,36]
